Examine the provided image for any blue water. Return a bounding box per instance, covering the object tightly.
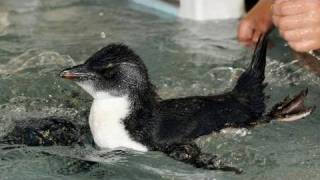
[0,0,319,179]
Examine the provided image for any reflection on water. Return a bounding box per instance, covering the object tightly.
[0,0,319,179]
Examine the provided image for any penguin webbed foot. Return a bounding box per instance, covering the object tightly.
[164,142,242,174]
[268,89,315,122]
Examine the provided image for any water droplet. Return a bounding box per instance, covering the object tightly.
[100,32,106,39]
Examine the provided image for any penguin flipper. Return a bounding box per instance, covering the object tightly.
[162,142,242,174]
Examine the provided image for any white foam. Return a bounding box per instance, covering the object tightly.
[221,128,250,137]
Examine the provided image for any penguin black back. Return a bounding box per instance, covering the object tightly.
[155,36,268,144]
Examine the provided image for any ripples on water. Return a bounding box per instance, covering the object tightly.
[0,0,319,179]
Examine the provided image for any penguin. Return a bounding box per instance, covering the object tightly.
[1,35,314,173]
[59,34,314,173]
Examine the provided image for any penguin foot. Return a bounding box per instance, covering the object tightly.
[268,89,315,122]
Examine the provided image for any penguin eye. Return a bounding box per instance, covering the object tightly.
[105,63,114,69]
[101,63,117,79]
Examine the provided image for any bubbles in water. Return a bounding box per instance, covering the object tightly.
[100,32,106,39]
[220,128,250,137]
[99,12,104,16]
[266,58,320,86]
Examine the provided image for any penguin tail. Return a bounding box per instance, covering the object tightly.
[163,142,242,174]
[232,34,268,119]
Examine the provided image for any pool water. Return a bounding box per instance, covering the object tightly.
[0,0,319,179]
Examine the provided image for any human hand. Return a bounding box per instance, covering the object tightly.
[238,0,273,47]
[272,0,320,52]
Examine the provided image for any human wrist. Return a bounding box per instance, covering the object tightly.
[250,0,273,19]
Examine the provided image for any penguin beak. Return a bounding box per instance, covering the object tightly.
[60,64,92,80]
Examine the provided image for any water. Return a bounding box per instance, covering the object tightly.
[0,0,319,179]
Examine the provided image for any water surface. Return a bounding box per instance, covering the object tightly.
[0,0,319,179]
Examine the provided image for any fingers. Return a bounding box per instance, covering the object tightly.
[238,19,269,47]
[274,13,320,31]
[273,0,317,16]
[252,29,262,44]
[280,28,320,42]
[272,0,320,52]
[237,19,254,44]
[237,20,264,47]
[289,39,320,52]
[237,0,273,47]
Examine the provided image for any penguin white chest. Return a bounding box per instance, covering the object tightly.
[89,93,148,152]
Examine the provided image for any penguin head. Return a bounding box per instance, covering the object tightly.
[60,44,151,98]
